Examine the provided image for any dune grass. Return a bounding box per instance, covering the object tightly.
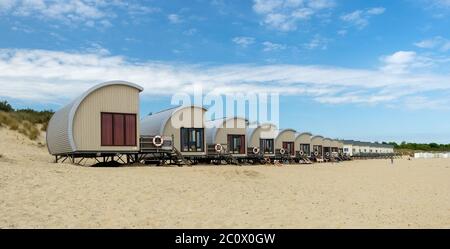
[0,111,42,140]
[0,100,53,140]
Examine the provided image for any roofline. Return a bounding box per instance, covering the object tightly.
[159,105,208,134]
[205,116,249,123]
[296,132,313,137]
[247,122,278,141]
[205,116,249,143]
[276,128,297,140]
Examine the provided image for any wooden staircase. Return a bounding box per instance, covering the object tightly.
[170,147,191,166]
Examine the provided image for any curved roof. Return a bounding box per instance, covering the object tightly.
[140,105,207,136]
[331,139,342,148]
[296,132,312,137]
[204,117,248,144]
[46,81,143,155]
[275,128,297,140]
[295,132,312,143]
[246,122,277,141]
[323,138,332,147]
[311,135,324,145]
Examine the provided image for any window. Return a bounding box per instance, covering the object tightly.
[282,142,295,155]
[344,148,348,152]
[180,128,204,152]
[101,113,136,146]
[313,145,323,155]
[228,135,245,154]
[260,139,274,154]
[300,144,310,155]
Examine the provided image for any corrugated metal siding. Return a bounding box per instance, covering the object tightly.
[275,129,296,150]
[247,124,277,150]
[311,136,324,146]
[163,106,207,155]
[141,106,208,155]
[73,85,140,152]
[46,81,143,155]
[46,103,73,155]
[323,138,332,148]
[140,107,176,136]
[295,133,312,146]
[210,118,248,156]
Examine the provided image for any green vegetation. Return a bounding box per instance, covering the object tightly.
[0,100,54,140]
[384,141,450,152]
[0,100,14,112]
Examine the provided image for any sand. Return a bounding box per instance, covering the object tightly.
[1,127,450,228]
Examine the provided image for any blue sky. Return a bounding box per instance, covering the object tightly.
[1,0,450,143]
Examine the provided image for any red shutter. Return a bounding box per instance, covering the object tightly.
[240,135,245,154]
[113,114,125,146]
[101,113,113,146]
[125,114,136,146]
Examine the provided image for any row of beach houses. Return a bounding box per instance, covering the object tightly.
[46,81,394,164]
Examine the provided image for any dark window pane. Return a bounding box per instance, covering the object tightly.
[180,128,204,152]
[125,114,136,146]
[113,114,125,146]
[101,113,113,146]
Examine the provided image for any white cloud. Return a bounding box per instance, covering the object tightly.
[366,7,385,15]
[341,7,385,29]
[252,0,334,31]
[1,48,450,110]
[303,35,329,50]
[262,41,286,51]
[380,51,433,74]
[414,36,450,51]
[232,37,255,47]
[168,14,182,24]
[0,0,158,27]
[0,0,15,12]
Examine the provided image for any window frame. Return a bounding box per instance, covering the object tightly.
[300,144,311,155]
[101,112,137,147]
[180,127,205,152]
[227,134,246,154]
[282,141,295,155]
[260,139,275,154]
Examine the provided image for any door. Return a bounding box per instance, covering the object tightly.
[282,142,294,155]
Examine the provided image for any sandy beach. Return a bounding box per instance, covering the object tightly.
[1,127,449,228]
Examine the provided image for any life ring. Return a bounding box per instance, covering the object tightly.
[326,152,330,157]
[215,144,222,152]
[280,148,285,155]
[314,151,318,156]
[253,147,260,154]
[153,135,164,147]
[299,151,304,156]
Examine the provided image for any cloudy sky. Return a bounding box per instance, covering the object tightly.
[1,0,450,143]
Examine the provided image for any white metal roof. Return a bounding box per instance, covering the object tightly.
[204,117,248,144]
[140,105,207,136]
